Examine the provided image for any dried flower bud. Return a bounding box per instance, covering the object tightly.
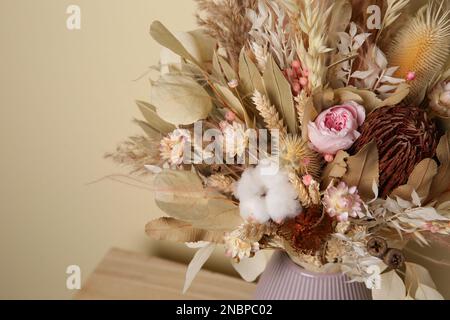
[367,237,388,258]
[383,249,405,270]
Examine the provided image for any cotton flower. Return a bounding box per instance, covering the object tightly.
[220,121,248,158]
[160,129,191,165]
[308,101,366,155]
[234,162,302,224]
[323,182,363,222]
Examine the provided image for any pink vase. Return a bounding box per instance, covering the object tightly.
[254,251,372,300]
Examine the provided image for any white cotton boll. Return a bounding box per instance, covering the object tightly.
[266,185,302,223]
[234,168,263,201]
[239,197,271,224]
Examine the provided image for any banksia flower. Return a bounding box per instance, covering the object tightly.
[206,174,235,194]
[351,106,439,197]
[252,90,287,136]
[279,206,334,254]
[281,135,322,179]
[429,80,450,117]
[388,2,450,105]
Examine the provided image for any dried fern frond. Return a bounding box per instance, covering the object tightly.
[206,174,235,194]
[196,0,257,71]
[105,136,162,175]
[388,1,450,105]
[252,90,287,135]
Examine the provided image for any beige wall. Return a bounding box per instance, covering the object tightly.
[0,0,449,300]
[0,0,233,300]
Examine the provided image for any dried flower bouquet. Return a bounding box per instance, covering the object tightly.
[109,0,450,300]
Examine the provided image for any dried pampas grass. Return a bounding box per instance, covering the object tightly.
[388,2,450,105]
[105,136,162,175]
[196,0,257,71]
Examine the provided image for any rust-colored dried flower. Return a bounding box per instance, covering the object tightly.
[279,206,334,254]
[351,106,439,197]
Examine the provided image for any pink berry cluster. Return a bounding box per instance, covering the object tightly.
[282,60,309,96]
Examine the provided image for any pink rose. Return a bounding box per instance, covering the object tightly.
[308,101,366,155]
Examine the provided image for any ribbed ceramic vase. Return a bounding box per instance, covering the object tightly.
[254,251,372,300]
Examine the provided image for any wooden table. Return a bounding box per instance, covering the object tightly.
[75,248,256,300]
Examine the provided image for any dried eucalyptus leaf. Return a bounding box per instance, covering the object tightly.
[429,132,450,199]
[136,100,175,134]
[343,141,379,201]
[150,21,200,66]
[263,56,298,134]
[392,159,438,200]
[145,217,225,244]
[154,170,242,231]
[212,52,227,85]
[232,251,272,282]
[218,55,237,82]
[151,74,212,126]
[372,270,406,300]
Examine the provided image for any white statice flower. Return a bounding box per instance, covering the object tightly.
[234,161,302,224]
[160,129,191,165]
[220,121,249,158]
[224,230,260,262]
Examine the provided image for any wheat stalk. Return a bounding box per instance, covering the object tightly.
[295,90,308,127]
[289,172,312,207]
[252,90,288,135]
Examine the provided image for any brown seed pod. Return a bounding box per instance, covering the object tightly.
[383,249,406,270]
[351,106,439,197]
[367,237,388,258]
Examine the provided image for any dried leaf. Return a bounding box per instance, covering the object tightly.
[429,132,450,199]
[322,151,350,188]
[232,251,272,282]
[405,262,437,296]
[151,74,212,126]
[343,141,379,201]
[218,55,238,83]
[214,84,253,128]
[145,217,225,244]
[154,170,242,231]
[415,284,444,300]
[372,270,406,300]
[183,243,216,293]
[150,21,200,66]
[263,56,298,134]
[136,100,175,134]
[238,49,265,96]
[301,97,318,141]
[392,159,438,200]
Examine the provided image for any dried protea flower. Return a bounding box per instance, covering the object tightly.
[351,106,439,197]
[278,206,333,254]
[429,81,450,117]
[388,3,450,105]
[280,135,323,179]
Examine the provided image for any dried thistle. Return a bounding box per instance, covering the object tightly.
[252,90,287,135]
[196,0,257,71]
[206,174,235,194]
[388,2,450,105]
[105,135,162,175]
[280,135,322,179]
